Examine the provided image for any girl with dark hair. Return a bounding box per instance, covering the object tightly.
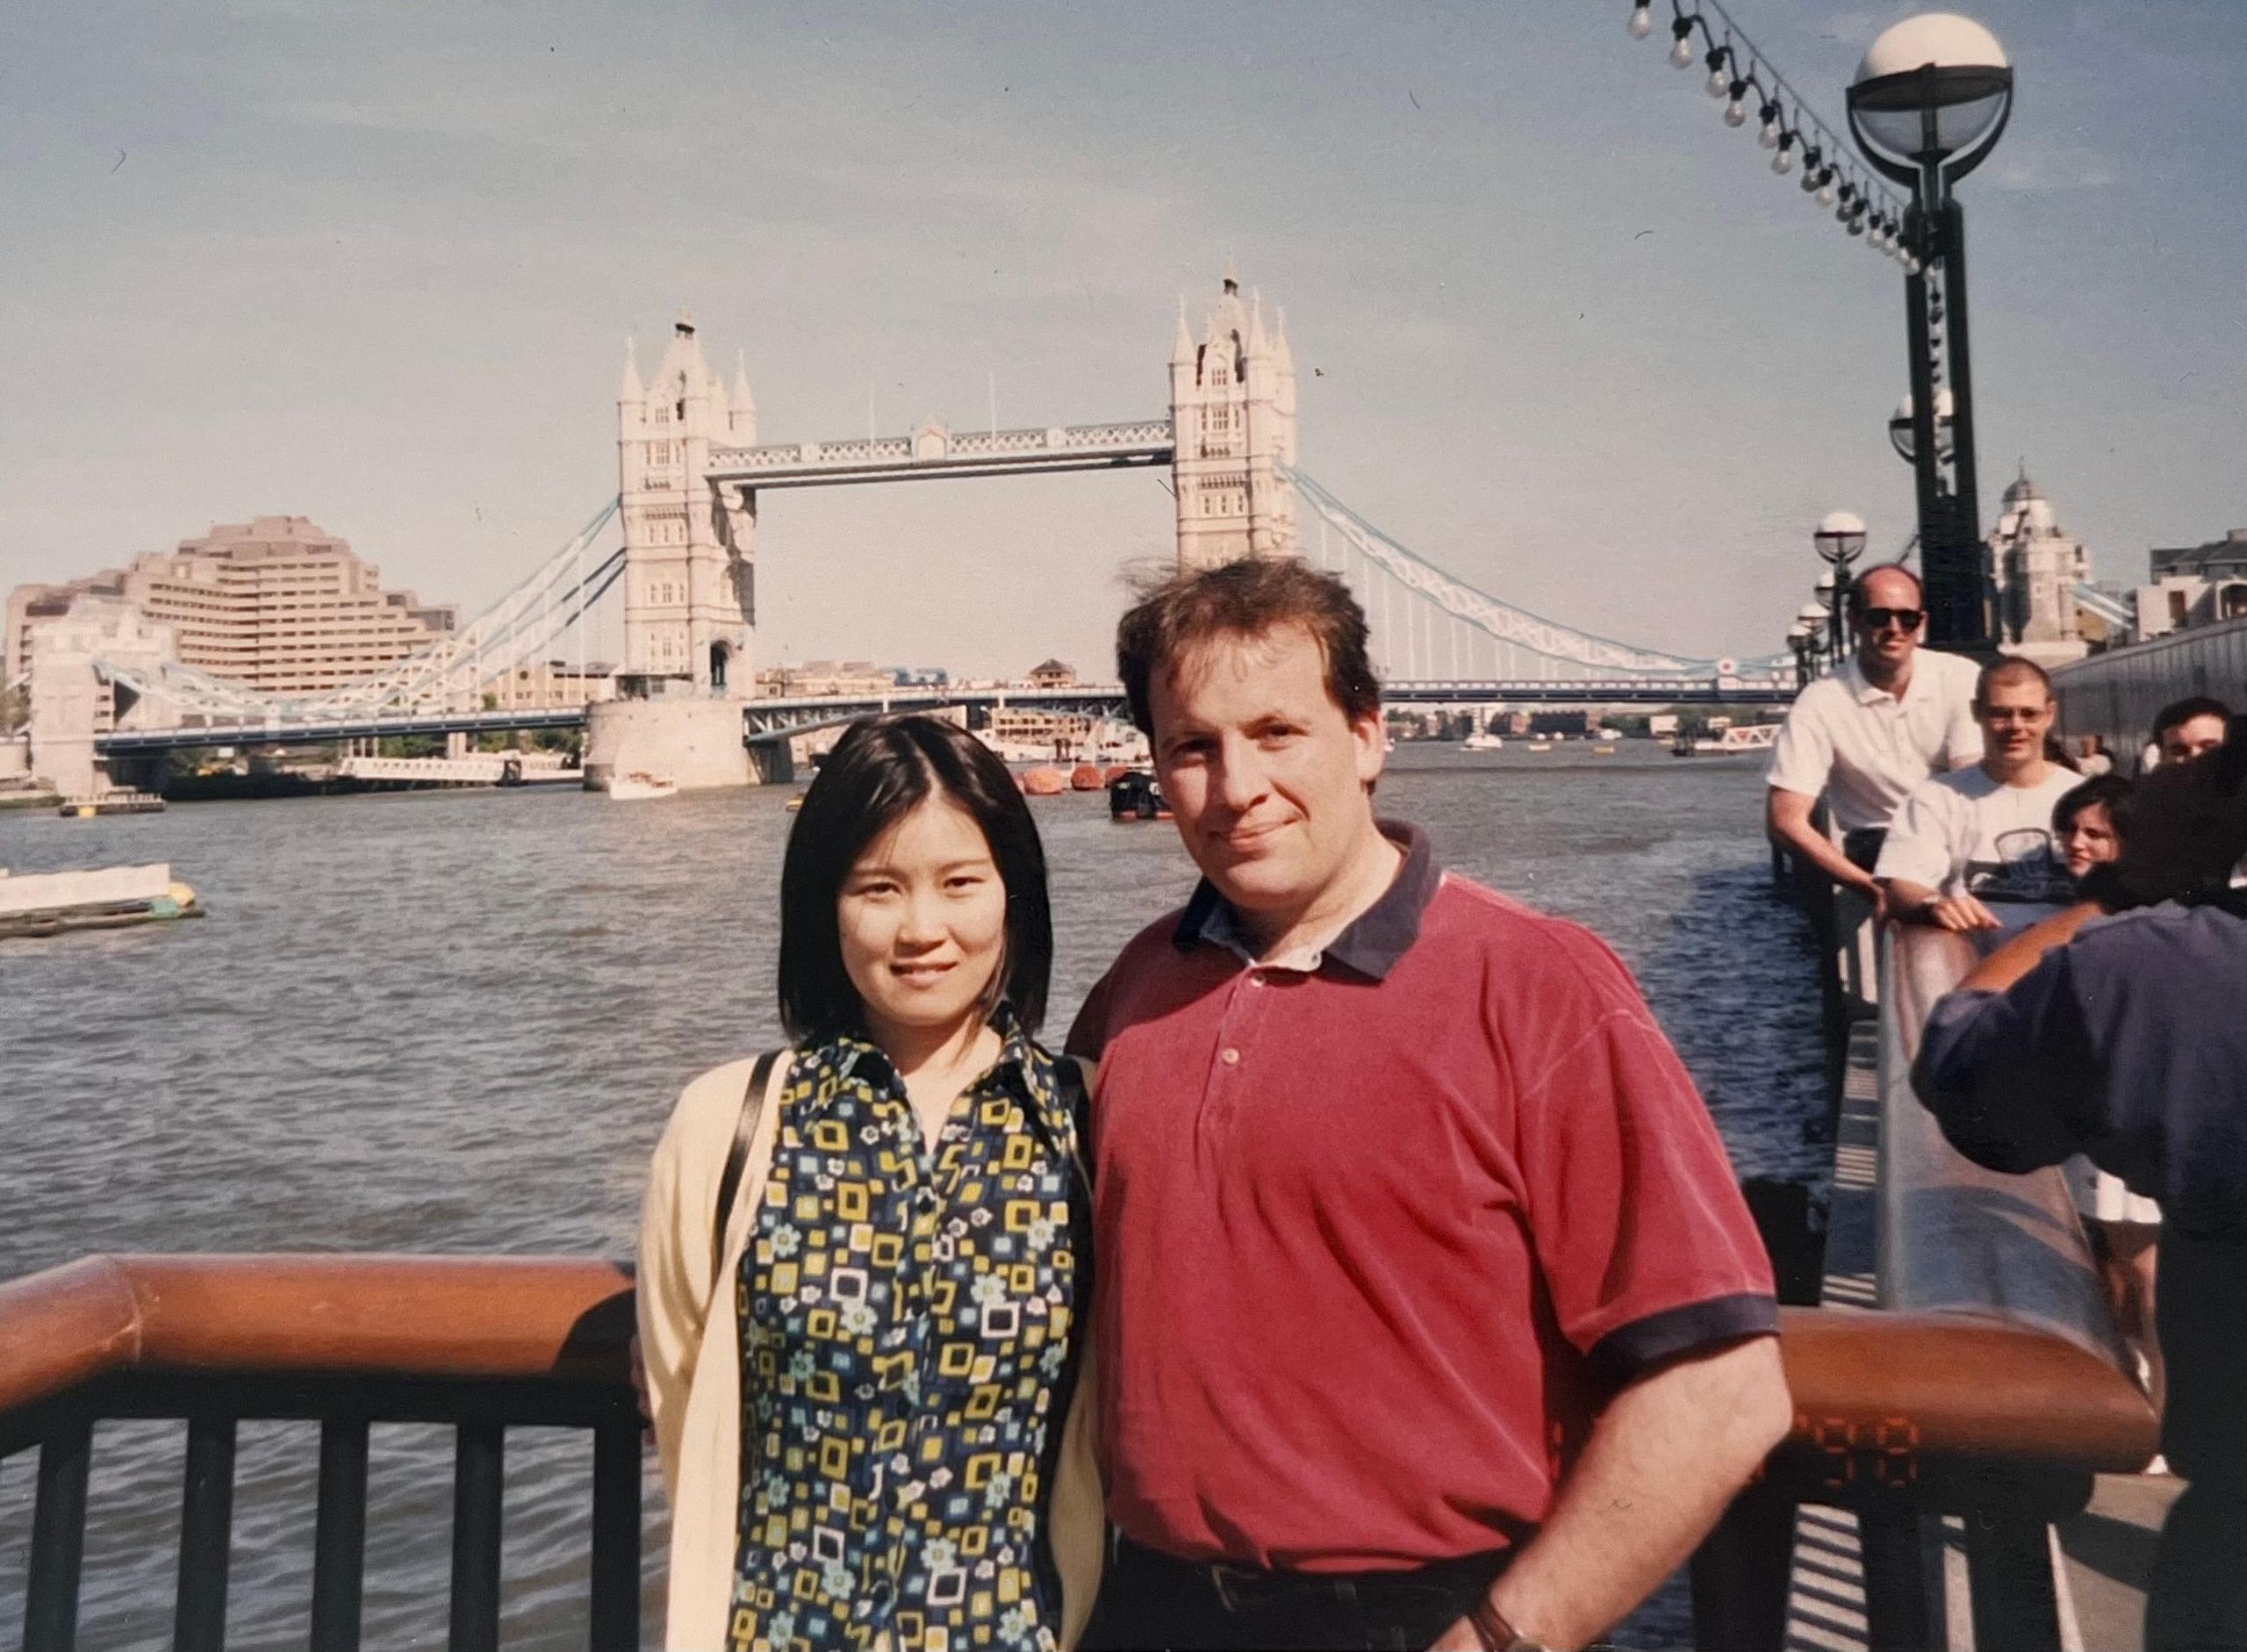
[2054,774,2135,882]
[638,715,1102,1652]
[2050,772,2164,1416]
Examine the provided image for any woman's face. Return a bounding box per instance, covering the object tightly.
[2058,802,2121,879]
[836,794,1009,1046]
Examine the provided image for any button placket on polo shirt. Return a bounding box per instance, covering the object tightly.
[1200,963,1284,1144]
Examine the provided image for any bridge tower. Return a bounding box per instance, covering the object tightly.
[1169,266,1297,570]
[615,316,757,697]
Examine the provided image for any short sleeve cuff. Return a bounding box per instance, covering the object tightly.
[1585,1293,1780,1389]
[1873,837,1948,887]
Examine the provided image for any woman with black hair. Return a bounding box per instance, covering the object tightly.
[2054,773,2135,882]
[638,715,1102,1652]
[2052,774,2164,1412]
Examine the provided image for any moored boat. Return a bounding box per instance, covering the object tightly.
[1108,769,1169,822]
[59,791,166,817]
[605,772,678,801]
[1462,731,1504,751]
[0,862,202,940]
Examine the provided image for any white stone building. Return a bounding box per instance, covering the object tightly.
[2134,528,2247,639]
[1987,469,2093,666]
[615,316,757,695]
[1170,267,1297,570]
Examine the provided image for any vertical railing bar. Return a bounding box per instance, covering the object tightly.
[309,1417,370,1652]
[1963,1513,2063,1652]
[22,1417,93,1652]
[172,1416,238,1652]
[1859,1507,1939,1652]
[448,1421,504,1652]
[1687,1492,1797,1652]
[586,1420,641,1652]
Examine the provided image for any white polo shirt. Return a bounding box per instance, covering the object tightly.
[1765,651,1984,833]
[1872,763,2085,894]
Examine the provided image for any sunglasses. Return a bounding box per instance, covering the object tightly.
[1855,607,1924,632]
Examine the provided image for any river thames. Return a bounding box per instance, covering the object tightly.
[0,743,1825,1648]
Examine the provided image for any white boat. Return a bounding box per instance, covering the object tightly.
[606,772,678,801]
[0,862,202,940]
[1671,724,1779,758]
[1087,719,1152,767]
[1526,741,1554,753]
[1462,732,1504,751]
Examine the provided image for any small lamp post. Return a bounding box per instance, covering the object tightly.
[1786,619,1816,689]
[1847,12,2013,651]
[1813,510,1869,659]
[1796,600,1832,678]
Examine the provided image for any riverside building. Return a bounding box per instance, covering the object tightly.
[4,516,456,696]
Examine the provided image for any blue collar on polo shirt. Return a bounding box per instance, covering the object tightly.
[1171,819,1440,981]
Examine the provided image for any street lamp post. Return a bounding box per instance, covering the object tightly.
[1796,601,1832,679]
[1786,620,1816,689]
[1813,509,1869,660]
[1847,13,2013,653]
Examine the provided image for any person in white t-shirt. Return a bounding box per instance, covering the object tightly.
[1876,657,2081,931]
[1766,565,1984,912]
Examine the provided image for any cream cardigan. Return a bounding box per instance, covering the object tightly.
[638,1053,1105,1652]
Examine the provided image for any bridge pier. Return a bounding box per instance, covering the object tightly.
[582,697,757,792]
[748,740,794,786]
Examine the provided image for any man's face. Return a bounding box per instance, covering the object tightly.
[1975,677,2055,772]
[1850,570,1924,672]
[1150,624,1385,923]
[2159,713,2227,767]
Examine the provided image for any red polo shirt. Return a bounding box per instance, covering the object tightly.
[1066,822,1777,1571]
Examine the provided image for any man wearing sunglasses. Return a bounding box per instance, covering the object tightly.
[1765,565,1984,913]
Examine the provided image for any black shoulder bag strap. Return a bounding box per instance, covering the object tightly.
[712,1049,785,1281]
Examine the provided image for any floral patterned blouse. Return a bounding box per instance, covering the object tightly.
[727,1020,1088,1652]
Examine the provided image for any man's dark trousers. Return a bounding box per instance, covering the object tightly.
[1083,1535,1506,1652]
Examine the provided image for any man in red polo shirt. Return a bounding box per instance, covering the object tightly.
[1067,560,1791,1651]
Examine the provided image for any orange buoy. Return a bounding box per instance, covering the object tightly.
[1102,765,1133,786]
[1069,764,1104,792]
[1021,766,1067,796]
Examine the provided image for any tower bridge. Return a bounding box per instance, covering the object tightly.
[29,265,1791,797]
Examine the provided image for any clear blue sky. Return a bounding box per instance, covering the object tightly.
[4,1,2242,678]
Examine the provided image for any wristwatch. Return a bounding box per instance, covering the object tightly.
[1468,1601,1556,1652]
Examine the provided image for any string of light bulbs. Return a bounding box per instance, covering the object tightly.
[1626,0,1926,274]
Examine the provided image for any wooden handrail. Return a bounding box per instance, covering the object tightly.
[1771,1304,2154,1476]
[0,1254,633,1416]
[0,1254,2155,1483]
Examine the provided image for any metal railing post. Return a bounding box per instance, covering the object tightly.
[23,1417,94,1652]
[173,1415,238,1652]
[448,1421,506,1652]
[1963,1516,2063,1651]
[310,1416,371,1651]
[1858,1509,1939,1652]
[1688,1490,1796,1652]
[587,1419,642,1651]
